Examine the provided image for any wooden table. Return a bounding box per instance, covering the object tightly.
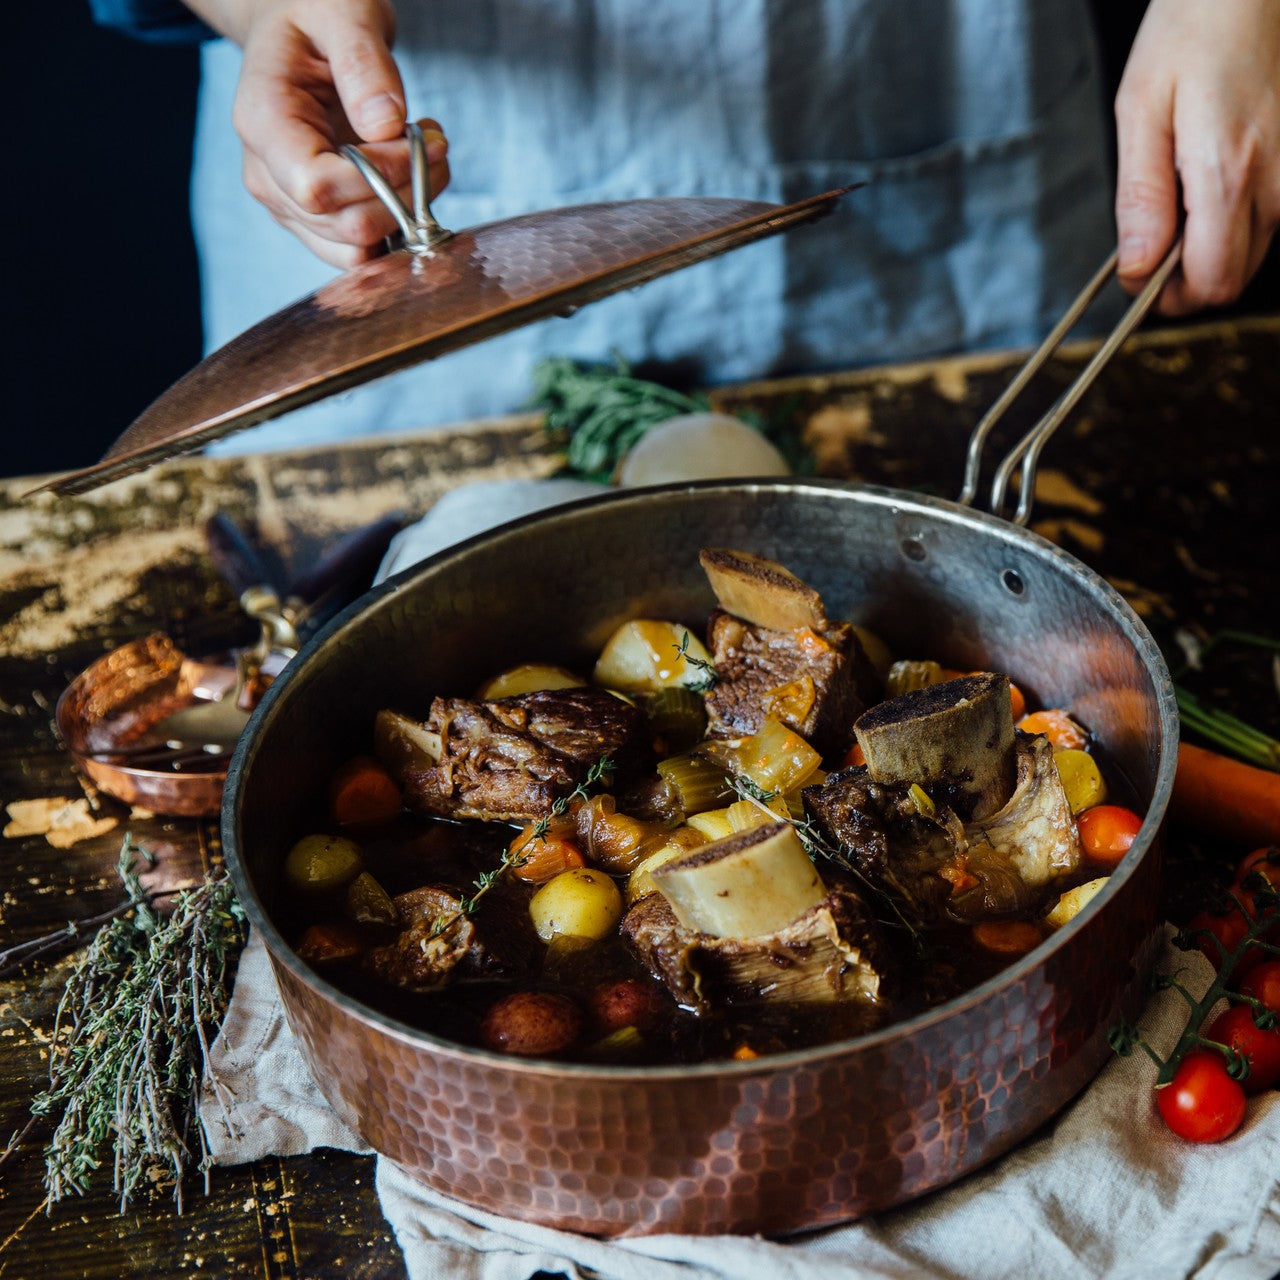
[2,316,1277,1277]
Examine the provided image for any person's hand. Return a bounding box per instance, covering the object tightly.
[191,0,450,267]
[1114,0,1280,315]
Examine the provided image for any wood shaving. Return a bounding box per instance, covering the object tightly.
[931,365,969,403]
[3,797,118,848]
[1030,518,1105,554]
[1032,469,1104,515]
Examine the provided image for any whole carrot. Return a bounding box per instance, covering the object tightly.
[1171,741,1280,847]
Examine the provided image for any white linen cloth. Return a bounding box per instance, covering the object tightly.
[199,927,1280,1280]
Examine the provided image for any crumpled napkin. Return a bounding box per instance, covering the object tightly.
[200,927,1279,1280]
[198,479,1280,1277]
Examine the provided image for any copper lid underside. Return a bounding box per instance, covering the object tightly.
[45,189,848,496]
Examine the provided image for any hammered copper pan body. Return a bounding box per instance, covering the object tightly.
[224,480,1177,1238]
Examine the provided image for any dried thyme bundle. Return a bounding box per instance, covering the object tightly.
[29,837,244,1212]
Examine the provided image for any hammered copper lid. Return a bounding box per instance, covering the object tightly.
[43,186,849,496]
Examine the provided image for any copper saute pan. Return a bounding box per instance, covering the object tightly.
[223,477,1179,1237]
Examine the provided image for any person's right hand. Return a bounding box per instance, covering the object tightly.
[192,0,450,267]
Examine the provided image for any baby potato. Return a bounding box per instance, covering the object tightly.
[587,977,667,1034]
[1053,749,1108,814]
[284,833,364,894]
[529,867,624,942]
[479,990,585,1057]
[1045,876,1109,929]
[476,663,585,699]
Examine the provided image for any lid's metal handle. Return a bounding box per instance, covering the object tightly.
[959,238,1183,525]
[341,121,452,256]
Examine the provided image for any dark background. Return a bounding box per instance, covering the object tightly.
[9,8,202,479]
[7,4,1275,480]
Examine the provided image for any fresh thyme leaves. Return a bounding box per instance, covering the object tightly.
[676,631,718,692]
[23,835,245,1213]
[429,757,617,939]
[531,355,710,482]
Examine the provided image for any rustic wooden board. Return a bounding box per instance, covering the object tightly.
[1,315,1277,1277]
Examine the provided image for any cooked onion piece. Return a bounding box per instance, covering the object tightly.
[593,620,713,692]
[651,821,825,938]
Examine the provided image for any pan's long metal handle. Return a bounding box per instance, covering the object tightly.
[959,238,1183,525]
[341,121,452,256]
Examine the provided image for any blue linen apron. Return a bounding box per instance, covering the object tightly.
[191,0,1119,452]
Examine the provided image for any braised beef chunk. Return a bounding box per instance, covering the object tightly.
[399,686,651,822]
[801,761,1054,924]
[802,769,967,923]
[363,882,540,993]
[702,608,880,757]
[621,887,884,1013]
[363,886,477,992]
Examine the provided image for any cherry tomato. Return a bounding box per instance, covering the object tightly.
[1077,804,1143,866]
[1187,890,1265,976]
[1205,1004,1280,1094]
[1155,1051,1247,1143]
[1235,846,1280,894]
[1239,961,1280,1016]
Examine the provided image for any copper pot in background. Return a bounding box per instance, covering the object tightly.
[223,479,1177,1237]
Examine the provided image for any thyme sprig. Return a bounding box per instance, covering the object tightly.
[430,757,616,937]
[1110,870,1280,1087]
[676,631,718,693]
[15,836,245,1212]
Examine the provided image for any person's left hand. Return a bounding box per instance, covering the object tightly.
[1114,0,1280,315]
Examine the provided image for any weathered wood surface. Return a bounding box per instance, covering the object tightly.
[1,315,1277,1278]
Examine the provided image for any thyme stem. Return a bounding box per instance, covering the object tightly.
[24,836,245,1212]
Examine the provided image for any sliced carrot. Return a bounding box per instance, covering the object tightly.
[329,755,402,827]
[1172,742,1280,848]
[971,920,1044,956]
[937,856,980,896]
[1007,682,1027,722]
[838,741,866,769]
[508,826,588,883]
[1017,708,1088,751]
[295,921,364,964]
[732,1044,760,1061]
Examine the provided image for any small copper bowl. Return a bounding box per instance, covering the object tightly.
[224,480,1177,1237]
[56,633,233,818]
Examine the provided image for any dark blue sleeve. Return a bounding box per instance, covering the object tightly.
[87,0,215,44]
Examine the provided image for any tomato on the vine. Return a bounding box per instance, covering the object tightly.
[1076,804,1143,866]
[1240,961,1280,1016]
[1205,1004,1280,1094]
[1155,1051,1247,1142]
[1188,890,1266,976]
[1235,846,1280,894]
